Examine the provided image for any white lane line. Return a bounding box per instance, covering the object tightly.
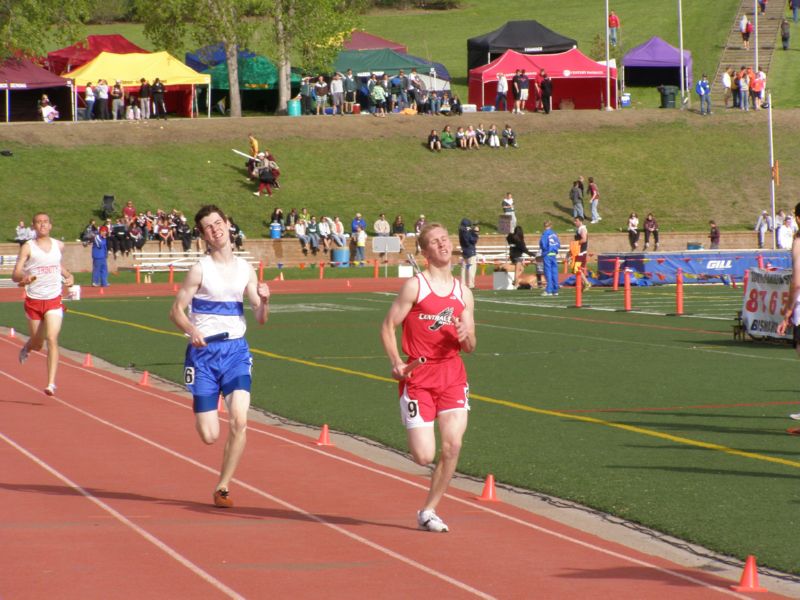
[0,367,495,600]
[0,427,245,600]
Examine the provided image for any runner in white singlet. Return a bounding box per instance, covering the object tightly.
[12,213,74,396]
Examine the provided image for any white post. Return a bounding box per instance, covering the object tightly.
[5,88,8,123]
[768,92,776,250]
[207,84,211,118]
[678,0,686,108]
[754,0,760,71]
[604,0,612,110]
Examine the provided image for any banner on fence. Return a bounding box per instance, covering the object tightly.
[741,268,793,340]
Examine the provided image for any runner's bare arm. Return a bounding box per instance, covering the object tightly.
[456,286,477,353]
[380,276,419,380]
[778,236,800,335]
[169,262,206,346]
[245,268,270,325]
[11,243,31,284]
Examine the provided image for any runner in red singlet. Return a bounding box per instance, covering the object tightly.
[12,212,74,396]
[381,223,477,532]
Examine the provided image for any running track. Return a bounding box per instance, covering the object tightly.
[0,337,788,599]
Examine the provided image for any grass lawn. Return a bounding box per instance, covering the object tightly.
[1,284,798,575]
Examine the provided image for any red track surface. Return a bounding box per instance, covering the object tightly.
[0,334,787,599]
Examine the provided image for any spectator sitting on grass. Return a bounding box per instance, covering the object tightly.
[285,208,298,232]
[441,125,456,149]
[428,129,442,152]
[475,123,487,145]
[392,215,406,243]
[501,124,518,148]
[456,126,467,149]
[270,207,285,231]
[487,124,500,148]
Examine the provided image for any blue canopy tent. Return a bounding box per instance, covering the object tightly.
[185,43,257,72]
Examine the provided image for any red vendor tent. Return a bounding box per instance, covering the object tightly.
[0,58,74,122]
[468,49,617,111]
[343,31,407,54]
[47,34,149,75]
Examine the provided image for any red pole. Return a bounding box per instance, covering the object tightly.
[373,259,379,279]
[168,264,174,284]
[757,255,764,270]
[676,268,684,315]
[319,261,325,279]
[574,269,583,308]
[623,269,631,311]
[743,269,749,295]
[135,265,141,285]
[613,257,621,292]
[258,261,264,282]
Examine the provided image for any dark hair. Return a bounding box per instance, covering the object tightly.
[509,225,525,245]
[794,203,800,218]
[194,204,227,228]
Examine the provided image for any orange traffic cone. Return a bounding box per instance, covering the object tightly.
[346,280,351,288]
[273,272,284,281]
[731,555,766,592]
[83,353,94,368]
[8,327,15,338]
[476,474,499,502]
[99,287,105,295]
[217,394,226,414]
[315,424,334,446]
[138,370,150,387]
[172,284,178,292]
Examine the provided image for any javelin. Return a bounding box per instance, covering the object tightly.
[231,148,254,160]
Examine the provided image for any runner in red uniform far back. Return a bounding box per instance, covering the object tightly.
[381,223,477,532]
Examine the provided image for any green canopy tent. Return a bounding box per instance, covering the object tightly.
[206,55,301,113]
[333,48,451,92]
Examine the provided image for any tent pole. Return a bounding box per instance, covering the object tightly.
[604,0,612,110]
[191,84,195,119]
[753,0,759,71]
[5,88,8,123]
[208,84,211,118]
[678,0,686,108]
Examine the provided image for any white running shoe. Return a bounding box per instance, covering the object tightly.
[790,413,800,421]
[417,509,449,532]
[44,384,56,396]
[19,345,29,365]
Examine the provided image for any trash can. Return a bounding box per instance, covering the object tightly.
[331,248,350,267]
[687,242,703,250]
[287,99,301,117]
[658,85,678,109]
[269,222,282,239]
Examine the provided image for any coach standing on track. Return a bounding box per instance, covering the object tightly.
[13,212,74,396]
[381,223,477,532]
[776,202,800,422]
[170,204,271,508]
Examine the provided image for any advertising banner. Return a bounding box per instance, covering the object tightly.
[741,268,793,340]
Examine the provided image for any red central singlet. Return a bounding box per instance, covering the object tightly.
[401,273,465,361]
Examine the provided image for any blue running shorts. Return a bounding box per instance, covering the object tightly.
[184,337,253,413]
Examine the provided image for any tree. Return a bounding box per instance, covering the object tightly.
[134,0,270,117]
[0,0,93,59]
[273,0,362,114]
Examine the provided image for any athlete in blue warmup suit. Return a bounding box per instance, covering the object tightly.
[170,204,270,508]
[539,220,561,296]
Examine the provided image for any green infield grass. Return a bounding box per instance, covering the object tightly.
[2,283,799,575]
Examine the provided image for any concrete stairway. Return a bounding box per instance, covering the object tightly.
[709,0,784,107]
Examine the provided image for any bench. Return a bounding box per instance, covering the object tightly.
[131,250,260,282]
[473,244,571,266]
[0,254,18,288]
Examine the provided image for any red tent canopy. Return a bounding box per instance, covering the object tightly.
[0,58,73,121]
[468,49,617,111]
[343,31,407,53]
[47,35,149,75]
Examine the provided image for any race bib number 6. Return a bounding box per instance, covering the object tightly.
[184,366,195,385]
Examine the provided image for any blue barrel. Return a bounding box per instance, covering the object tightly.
[331,247,350,267]
[287,99,301,117]
[270,222,282,239]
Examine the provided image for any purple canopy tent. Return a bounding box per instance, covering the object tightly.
[622,37,692,89]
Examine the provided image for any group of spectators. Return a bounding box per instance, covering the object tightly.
[82,78,168,121]
[246,134,281,197]
[568,176,602,224]
[625,213,660,251]
[755,208,799,249]
[298,68,463,117]
[427,123,517,151]
[78,201,245,258]
[493,69,554,115]
[268,206,425,263]
[719,65,768,111]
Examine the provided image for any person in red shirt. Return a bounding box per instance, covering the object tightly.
[608,10,621,47]
[122,200,137,225]
[381,223,477,533]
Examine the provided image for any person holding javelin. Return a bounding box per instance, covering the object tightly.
[777,201,800,422]
[13,212,74,396]
[381,222,477,532]
[170,204,271,508]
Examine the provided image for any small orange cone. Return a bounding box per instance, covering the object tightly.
[788,427,800,436]
[172,284,178,292]
[731,555,766,592]
[346,280,351,288]
[315,424,334,446]
[99,287,105,295]
[8,327,15,338]
[217,394,226,414]
[476,474,500,502]
[83,353,93,368]
[138,370,150,387]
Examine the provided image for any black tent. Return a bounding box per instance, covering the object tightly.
[467,20,577,72]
